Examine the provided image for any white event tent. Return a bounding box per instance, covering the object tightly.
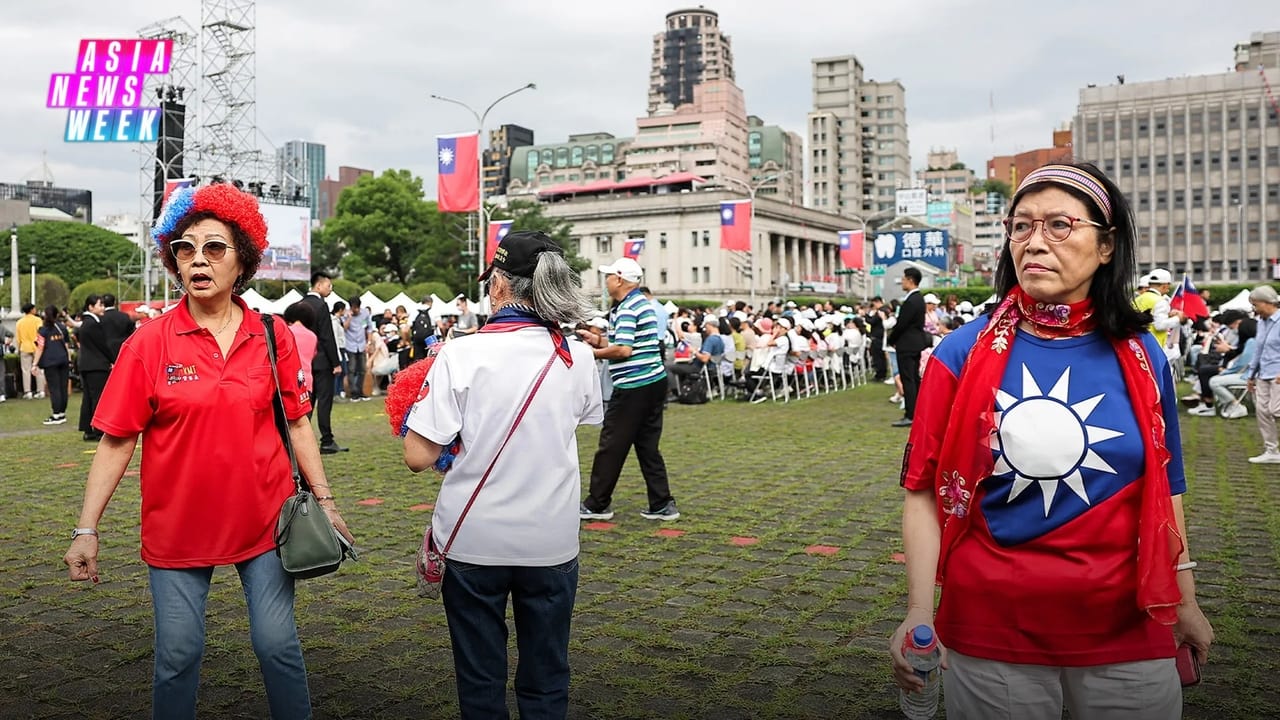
[1217,289,1253,313]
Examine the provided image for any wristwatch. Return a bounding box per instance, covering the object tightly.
[70,527,98,540]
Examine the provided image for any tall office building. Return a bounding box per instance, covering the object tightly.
[483,124,535,198]
[276,140,326,220]
[918,148,976,202]
[747,116,804,204]
[1074,31,1280,281]
[318,166,373,223]
[648,7,735,115]
[988,126,1074,189]
[807,55,910,219]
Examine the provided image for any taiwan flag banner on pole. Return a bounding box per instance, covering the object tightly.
[624,238,645,259]
[838,230,865,269]
[436,132,479,212]
[719,200,751,251]
[1170,273,1210,320]
[486,220,513,265]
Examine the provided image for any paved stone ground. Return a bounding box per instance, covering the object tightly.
[0,379,1277,719]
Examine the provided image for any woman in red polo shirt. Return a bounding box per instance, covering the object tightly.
[62,183,354,720]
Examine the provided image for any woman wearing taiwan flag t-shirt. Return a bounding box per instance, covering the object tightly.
[890,163,1214,719]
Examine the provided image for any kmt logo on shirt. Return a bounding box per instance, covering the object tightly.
[164,363,200,385]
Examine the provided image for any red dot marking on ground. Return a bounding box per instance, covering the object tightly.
[805,544,840,556]
[730,536,759,546]
[583,522,616,531]
[654,528,686,538]
[408,503,434,512]
[891,552,906,564]
[356,498,385,506]
[56,463,78,469]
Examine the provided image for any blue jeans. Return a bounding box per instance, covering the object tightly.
[442,557,579,720]
[345,350,367,399]
[148,550,310,720]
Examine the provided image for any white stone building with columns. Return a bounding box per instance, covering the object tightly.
[543,189,863,302]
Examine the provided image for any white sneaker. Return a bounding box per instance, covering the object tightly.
[35,392,45,399]
[1221,403,1249,419]
[883,378,895,385]
[889,393,902,403]
[1248,451,1280,464]
[1187,404,1216,417]
[22,392,32,399]
[0,395,6,402]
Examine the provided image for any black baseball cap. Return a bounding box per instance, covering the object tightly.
[478,230,564,281]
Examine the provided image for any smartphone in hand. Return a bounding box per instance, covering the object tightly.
[1176,644,1201,687]
[336,531,360,561]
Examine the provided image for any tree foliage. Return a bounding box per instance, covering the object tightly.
[330,278,361,304]
[308,225,343,278]
[13,223,141,289]
[70,279,122,312]
[364,282,405,301]
[405,281,454,302]
[320,170,581,300]
[324,170,432,286]
[972,179,1012,199]
[33,274,71,311]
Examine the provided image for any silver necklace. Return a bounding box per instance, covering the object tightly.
[209,309,236,336]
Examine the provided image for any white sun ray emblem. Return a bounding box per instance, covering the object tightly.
[990,365,1123,517]
[722,207,733,221]
[439,146,455,167]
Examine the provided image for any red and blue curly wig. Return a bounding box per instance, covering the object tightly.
[151,183,269,291]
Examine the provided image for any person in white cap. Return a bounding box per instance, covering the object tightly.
[578,257,680,521]
[1245,285,1280,463]
[1133,268,1183,358]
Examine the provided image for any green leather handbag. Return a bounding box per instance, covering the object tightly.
[263,316,355,578]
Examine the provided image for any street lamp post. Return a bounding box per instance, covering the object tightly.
[844,207,896,298]
[722,171,793,308]
[8,223,18,315]
[429,83,536,298]
[29,254,37,306]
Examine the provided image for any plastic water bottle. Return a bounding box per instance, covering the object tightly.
[899,625,942,719]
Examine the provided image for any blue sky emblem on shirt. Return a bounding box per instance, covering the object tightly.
[982,363,1135,546]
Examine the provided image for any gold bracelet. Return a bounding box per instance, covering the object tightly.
[315,495,336,503]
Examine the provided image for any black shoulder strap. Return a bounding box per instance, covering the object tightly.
[262,315,305,494]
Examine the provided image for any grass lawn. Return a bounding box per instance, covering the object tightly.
[0,378,1277,719]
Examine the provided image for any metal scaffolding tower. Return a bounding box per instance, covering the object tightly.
[136,16,199,227]
[134,16,200,303]
[200,0,259,181]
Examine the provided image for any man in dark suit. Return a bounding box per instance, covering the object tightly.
[76,295,111,441]
[886,268,929,427]
[99,293,135,362]
[866,296,887,381]
[302,272,347,453]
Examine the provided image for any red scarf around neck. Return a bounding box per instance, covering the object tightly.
[930,285,1183,625]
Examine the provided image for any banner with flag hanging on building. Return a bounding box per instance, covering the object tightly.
[485,220,513,265]
[624,237,645,259]
[1170,273,1210,320]
[719,200,751,251]
[838,230,865,269]
[436,132,479,212]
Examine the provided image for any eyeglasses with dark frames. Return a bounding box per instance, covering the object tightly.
[1002,214,1106,243]
[170,239,236,262]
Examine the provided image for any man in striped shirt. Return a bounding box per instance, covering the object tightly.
[578,258,680,521]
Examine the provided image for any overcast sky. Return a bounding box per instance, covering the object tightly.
[1,0,1272,220]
